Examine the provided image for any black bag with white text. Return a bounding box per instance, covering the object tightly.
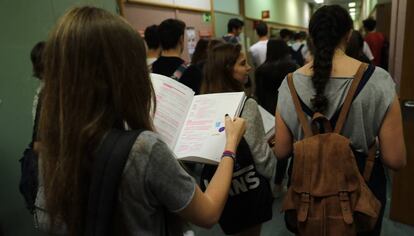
[200,138,273,235]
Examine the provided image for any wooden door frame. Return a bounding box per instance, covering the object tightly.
[389,0,414,226]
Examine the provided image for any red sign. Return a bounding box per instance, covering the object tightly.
[199,30,212,39]
[261,10,270,19]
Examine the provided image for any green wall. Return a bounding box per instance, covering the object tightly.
[213,1,246,50]
[0,1,116,235]
[213,0,239,15]
[214,12,243,40]
[244,0,311,28]
[214,0,312,35]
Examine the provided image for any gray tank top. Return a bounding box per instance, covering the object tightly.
[277,66,396,153]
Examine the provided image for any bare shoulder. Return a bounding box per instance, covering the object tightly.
[296,62,313,76]
[331,56,364,77]
[296,56,365,78]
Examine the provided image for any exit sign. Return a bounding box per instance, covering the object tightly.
[203,13,212,22]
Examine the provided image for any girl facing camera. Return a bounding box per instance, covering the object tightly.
[201,43,276,236]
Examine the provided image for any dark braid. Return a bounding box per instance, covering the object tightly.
[308,5,353,112]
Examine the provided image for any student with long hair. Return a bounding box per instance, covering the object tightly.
[254,39,297,197]
[179,38,211,95]
[255,39,297,115]
[37,6,247,236]
[274,5,406,235]
[201,43,276,236]
[190,38,209,65]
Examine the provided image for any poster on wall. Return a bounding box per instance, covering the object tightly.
[186,27,197,58]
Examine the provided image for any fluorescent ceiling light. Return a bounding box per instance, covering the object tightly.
[349,8,356,12]
[315,0,324,4]
[349,2,356,7]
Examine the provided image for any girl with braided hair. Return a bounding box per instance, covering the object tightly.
[273,5,406,235]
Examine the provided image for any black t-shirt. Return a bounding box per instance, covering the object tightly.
[254,60,297,114]
[152,56,204,95]
[152,56,185,77]
[180,61,204,95]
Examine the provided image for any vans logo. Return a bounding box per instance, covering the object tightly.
[203,164,260,196]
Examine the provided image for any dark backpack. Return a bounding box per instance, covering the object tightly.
[200,137,273,235]
[282,63,381,235]
[19,146,38,214]
[290,44,305,66]
[19,100,41,214]
[85,129,143,236]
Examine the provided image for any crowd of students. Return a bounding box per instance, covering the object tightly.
[24,4,407,236]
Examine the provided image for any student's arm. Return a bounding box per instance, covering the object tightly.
[378,96,406,170]
[363,41,375,62]
[178,116,246,228]
[240,99,276,179]
[178,159,234,228]
[273,110,293,160]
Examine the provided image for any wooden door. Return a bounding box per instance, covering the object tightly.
[389,0,414,226]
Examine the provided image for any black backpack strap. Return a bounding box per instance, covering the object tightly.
[85,129,144,236]
[298,44,305,52]
[19,92,42,214]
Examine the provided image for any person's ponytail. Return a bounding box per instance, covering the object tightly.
[308,5,353,113]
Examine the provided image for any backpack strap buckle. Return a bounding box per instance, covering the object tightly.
[339,191,354,224]
[298,192,310,222]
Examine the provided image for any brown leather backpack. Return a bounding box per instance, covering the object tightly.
[282,63,381,236]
